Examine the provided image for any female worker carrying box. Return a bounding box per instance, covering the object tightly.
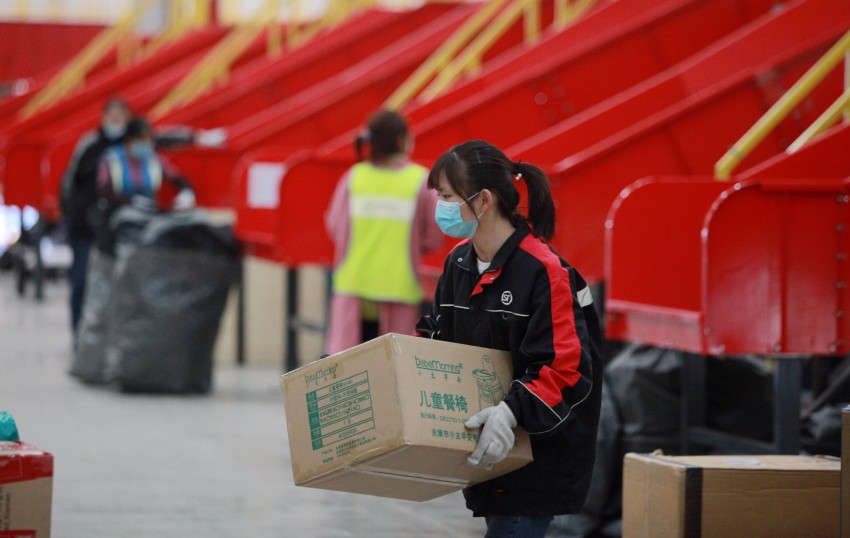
[415,140,603,537]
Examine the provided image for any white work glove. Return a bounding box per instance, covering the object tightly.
[194,127,228,147]
[172,189,196,211]
[465,401,517,470]
[129,194,157,212]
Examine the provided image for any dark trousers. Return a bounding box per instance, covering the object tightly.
[484,516,554,538]
[68,236,93,334]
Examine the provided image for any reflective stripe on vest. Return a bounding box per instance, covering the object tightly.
[333,162,427,304]
[105,146,163,198]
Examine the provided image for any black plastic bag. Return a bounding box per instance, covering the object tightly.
[104,246,236,393]
[103,211,238,393]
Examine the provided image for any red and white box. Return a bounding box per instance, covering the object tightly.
[0,442,53,538]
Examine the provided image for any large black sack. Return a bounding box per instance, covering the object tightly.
[69,250,117,383]
[103,210,238,393]
[606,345,774,452]
[607,343,683,454]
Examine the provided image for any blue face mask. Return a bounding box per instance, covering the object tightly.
[102,122,125,140]
[435,192,482,239]
[128,140,155,160]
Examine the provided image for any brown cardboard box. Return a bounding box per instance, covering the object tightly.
[623,453,840,538]
[842,406,849,538]
[281,333,533,501]
[0,441,53,537]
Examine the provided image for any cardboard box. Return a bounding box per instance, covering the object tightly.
[842,406,849,538]
[281,333,533,501]
[623,453,840,538]
[0,442,53,537]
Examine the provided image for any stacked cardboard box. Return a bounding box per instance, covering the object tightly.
[282,333,533,501]
[623,453,840,537]
[0,441,53,537]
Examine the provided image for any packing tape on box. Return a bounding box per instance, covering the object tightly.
[642,453,703,537]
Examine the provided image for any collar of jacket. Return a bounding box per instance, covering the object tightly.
[450,222,533,296]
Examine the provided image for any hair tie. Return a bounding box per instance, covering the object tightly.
[514,172,523,181]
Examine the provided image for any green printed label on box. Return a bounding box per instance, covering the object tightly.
[418,390,470,413]
[306,371,375,450]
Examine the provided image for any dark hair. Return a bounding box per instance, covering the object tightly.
[355,109,409,162]
[103,96,130,114]
[125,116,152,140]
[427,140,556,241]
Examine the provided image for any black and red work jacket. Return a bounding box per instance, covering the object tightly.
[415,222,603,516]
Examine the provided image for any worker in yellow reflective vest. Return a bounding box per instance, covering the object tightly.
[324,110,442,354]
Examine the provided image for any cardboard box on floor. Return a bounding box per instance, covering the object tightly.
[281,333,533,501]
[0,441,53,537]
[623,453,840,538]
[842,406,849,538]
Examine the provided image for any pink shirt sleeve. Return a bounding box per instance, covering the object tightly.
[413,179,442,254]
[326,169,352,268]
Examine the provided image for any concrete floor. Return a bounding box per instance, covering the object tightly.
[0,271,486,537]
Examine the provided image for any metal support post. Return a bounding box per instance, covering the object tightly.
[32,216,45,301]
[235,258,245,365]
[285,268,299,372]
[773,358,802,454]
[680,353,707,454]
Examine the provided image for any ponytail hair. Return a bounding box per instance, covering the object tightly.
[427,140,556,241]
[512,160,555,241]
[354,130,370,161]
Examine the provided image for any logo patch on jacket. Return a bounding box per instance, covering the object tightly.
[501,291,513,305]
